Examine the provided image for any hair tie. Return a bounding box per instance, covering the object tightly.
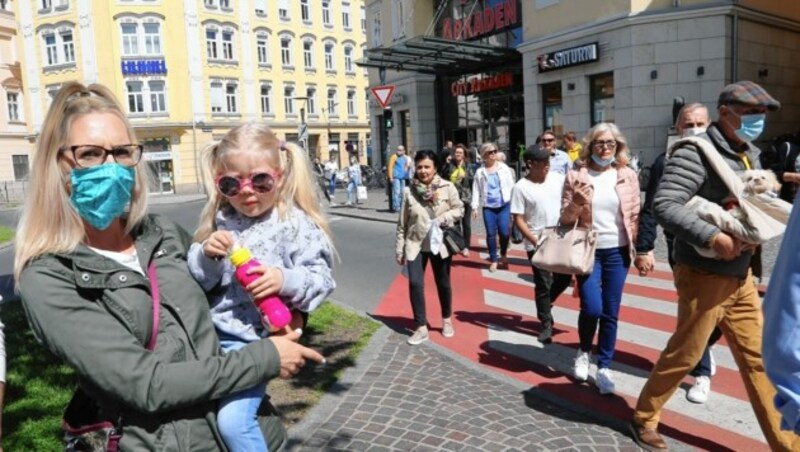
[279,140,287,151]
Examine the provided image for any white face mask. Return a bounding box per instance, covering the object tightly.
[682,127,706,137]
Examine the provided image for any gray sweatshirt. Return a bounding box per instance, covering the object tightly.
[188,206,335,342]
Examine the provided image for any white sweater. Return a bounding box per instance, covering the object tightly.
[471,162,516,210]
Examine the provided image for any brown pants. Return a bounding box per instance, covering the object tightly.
[633,265,799,451]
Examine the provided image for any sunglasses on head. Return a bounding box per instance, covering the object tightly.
[215,172,278,198]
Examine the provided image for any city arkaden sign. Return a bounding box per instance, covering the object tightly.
[441,0,520,41]
[537,42,599,73]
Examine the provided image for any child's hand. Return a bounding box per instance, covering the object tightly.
[203,231,234,260]
[245,265,284,299]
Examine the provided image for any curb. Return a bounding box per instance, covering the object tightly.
[327,210,397,224]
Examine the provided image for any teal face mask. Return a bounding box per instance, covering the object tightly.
[734,113,766,142]
[70,163,135,230]
[591,154,615,167]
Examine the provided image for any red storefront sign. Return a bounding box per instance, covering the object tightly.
[441,0,520,41]
[451,72,514,97]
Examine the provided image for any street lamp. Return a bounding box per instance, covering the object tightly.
[192,119,206,194]
[292,96,309,156]
[322,102,339,164]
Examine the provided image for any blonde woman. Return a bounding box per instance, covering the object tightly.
[13,82,322,451]
[396,150,464,345]
[560,122,640,395]
[471,143,516,272]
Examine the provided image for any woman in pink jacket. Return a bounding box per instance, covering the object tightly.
[560,122,640,396]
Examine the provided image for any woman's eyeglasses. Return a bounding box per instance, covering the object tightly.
[61,144,143,168]
[215,172,278,197]
[541,138,556,143]
[592,140,618,149]
[485,149,498,155]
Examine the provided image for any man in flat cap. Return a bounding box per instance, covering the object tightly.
[631,81,798,451]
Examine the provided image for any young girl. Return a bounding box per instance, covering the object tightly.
[188,122,335,452]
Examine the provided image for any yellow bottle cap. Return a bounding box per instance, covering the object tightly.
[229,247,252,267]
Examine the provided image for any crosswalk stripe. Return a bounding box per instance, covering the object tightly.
[483,289,738,372]
[485,326,764,442]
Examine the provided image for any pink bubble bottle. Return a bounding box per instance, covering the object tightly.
[229,245,292,330]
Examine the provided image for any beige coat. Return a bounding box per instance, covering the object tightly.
[396,177,464,261]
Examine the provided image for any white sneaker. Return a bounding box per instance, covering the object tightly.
[407,326,429,345]
[709,346,717,377]
[574,350,590,381]
[596,368,616,395]
[687,376,711,404]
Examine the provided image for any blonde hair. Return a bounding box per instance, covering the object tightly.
[578,122,631,167]
[479,142,497,158]
[194,122,333,248]
[14,82,149,283]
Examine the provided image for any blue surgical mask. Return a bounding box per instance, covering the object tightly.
[682,127,707,138]
[591,154,615,167]
[70,163,135,230]
[734,113,766,142]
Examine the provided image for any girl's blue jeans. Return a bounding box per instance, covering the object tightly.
[576,246,631,369]
[218,335,269,452]
[482,202,511,262]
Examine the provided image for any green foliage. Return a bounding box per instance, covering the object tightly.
[0,226,14,245]
[3,301,74,451]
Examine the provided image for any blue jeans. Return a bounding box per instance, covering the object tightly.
[347,180,358,204]
[576,246,631,369]
[328,176,336,197]
[392,178,406,211]
[482,203,511,263]
[218,336,269,452]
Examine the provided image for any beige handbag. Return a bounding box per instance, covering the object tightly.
[530,221,598,275]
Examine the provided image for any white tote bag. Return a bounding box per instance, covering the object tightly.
[357,185,368,201]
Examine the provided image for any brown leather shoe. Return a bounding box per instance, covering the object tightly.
[629,422,668,451]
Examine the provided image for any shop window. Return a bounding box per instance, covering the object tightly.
[590,72,615,125]
[541,82,563,136]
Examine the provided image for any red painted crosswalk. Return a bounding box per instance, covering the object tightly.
[374,242,771,451]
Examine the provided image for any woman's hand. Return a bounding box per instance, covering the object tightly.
[203,231,234,260]
[572,182,592,207]
[634,252,655,275]
[245,266,285,300]
[269,330,325,379]
[471,210,478,220]
[396,255,406,266]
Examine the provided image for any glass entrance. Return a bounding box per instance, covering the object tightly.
[147,159,174,194]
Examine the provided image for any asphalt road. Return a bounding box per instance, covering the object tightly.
[0,201,400,314]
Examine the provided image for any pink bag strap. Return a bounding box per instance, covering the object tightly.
[146,261,160,351]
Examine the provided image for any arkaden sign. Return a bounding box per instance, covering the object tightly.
[450,72,514,97]
[441,0,521,41]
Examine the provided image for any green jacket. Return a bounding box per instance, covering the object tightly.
[19,214,284,451]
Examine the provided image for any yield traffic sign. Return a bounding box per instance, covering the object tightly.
[371,85,395,109]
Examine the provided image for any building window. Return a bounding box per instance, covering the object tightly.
[120,21,163,57]
[306,87,316,114]
[149,80,166,113]
[322,1,332,26]
[62,31,75,63]
[260,84,272,114]
[206,26,235,62]
[226,83,238,113]
[344,46,353,73]
[254,0,266,16]
[342,2,351,29]
[347,89,356,116]
[300,0,310,22]
[284,86,294,115]
[256,34,269,64]
[280,36,292,67]
[590,72,615,125]
[392,0,405,40]
[206,29,218,59]
[327,89,337,116]
[541,82,562,135]
[121,23,138,55]
[220,0,231,9]
[372,12,382,47]
[324,42,334,71]
[303,41,313,68]
[126,81,145,113]
[210,81,223,112]
[143,23,161,55]
[222,30,234,60]
[360,6,366,33]
[278,0,289,20]
[12,155,29,181]
[7,92,19,122]
[42,28,77,67]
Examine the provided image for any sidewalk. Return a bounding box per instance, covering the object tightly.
[325,187,398,224]
[286,323,655,451]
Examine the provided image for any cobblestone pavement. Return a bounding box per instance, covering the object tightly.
[286,328,694,451]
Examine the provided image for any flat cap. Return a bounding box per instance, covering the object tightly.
[523,146,550,162]
[718,80,780,111]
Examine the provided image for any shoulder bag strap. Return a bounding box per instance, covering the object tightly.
[677,137,744,197]
[145,261,160,352]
